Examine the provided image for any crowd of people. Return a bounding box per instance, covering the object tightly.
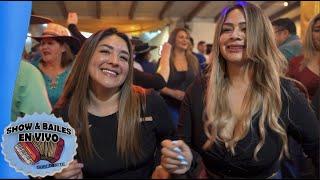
[13,1,319,179]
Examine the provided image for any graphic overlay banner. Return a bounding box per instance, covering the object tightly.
[2,113,77,177]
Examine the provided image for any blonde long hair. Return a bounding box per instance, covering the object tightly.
[301,13,320,71]
[55,28,145,164]
[168,27,199,74]
[204,2,289,160]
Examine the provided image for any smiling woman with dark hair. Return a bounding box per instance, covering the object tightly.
[52,28,176,178]
[66,12,171,91]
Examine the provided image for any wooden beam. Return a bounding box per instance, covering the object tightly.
[292,14,300,22]
[185,1,209,22]
[53,18,170,34]
[214,1,237,22]
[129,1,138,20]
[270,1,300,21]
[213,1,243,23]
[31,10,35,15]
[259,1,277,10]
[58,1,68,19]
[159,1,174,20]
[96,1,101,19]
[213,2,279,23]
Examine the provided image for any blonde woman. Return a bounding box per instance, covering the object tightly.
[288,13,320,100]
[52,28,176,178]
[160,2,319,178]
[160,28,200,127]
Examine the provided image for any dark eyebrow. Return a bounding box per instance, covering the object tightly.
[99,44,129,56]
[222,23,233,26]
[223,22,246,26]
[99,44,113,49]
[120,51,130,56]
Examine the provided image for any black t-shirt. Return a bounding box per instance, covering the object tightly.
[54,90,176,178]
[162,64,198,108]
[179,76,320,178]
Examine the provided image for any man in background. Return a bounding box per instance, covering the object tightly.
[272,18,302,61]
[190,37,206,71]
[197,41,207,57]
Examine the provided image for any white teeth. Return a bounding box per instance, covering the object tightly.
[101,69,117,76]
[228,45,244,48]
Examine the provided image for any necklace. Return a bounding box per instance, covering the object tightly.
[39,62,61,89]
[49,76,59,89]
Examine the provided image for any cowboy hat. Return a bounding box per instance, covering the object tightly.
[131,36,144,47]
[134,43,157,54]
[30,23,80,55]
[30,15,53,24]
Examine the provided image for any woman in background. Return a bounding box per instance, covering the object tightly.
[160,28,200,127]
[31,23,80,107]
[288,13,320,100]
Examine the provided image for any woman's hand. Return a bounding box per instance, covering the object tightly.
[160,42,172,59]
[151,165,171,179]
[161,139,193,175]
[160,88,185,101]
[54,159,84,179]
[173,90,185,101]
[67,12,78,25]
[157,42,172,82]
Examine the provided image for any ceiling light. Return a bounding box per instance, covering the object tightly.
[283,2,288,7]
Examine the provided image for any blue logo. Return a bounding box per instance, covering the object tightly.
[1,113,77,177]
